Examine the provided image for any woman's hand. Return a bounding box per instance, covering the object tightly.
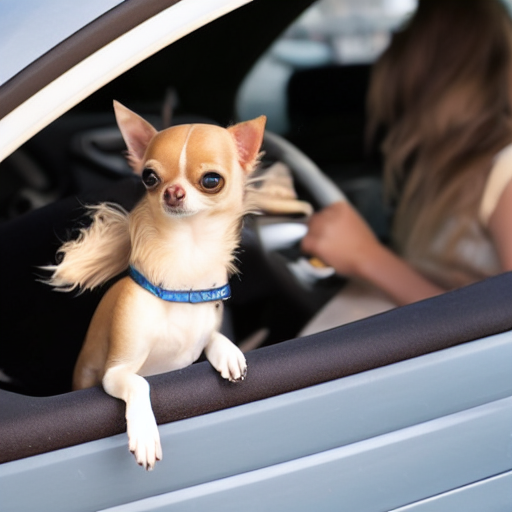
[301,201,381,278]
[301,201,445,305]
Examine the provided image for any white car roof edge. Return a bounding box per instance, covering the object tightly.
[0,0,252,163]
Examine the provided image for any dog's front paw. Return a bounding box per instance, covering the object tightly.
[126,410,162,470]
[221,348,247,383]
[223,353,247,383]
[206,333,247,383]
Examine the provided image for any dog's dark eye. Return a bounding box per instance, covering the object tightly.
[200,172,224,192]
[142,168,160,189]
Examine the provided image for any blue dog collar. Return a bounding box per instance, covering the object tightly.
[128,266,231,303]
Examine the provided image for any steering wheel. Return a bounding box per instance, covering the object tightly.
[263,131,346,208]
[255,130,347,252]
[251,131,347,286]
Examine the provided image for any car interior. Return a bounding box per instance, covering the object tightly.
[0,0,511,478]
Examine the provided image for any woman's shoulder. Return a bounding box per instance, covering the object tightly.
[479,143,512,225]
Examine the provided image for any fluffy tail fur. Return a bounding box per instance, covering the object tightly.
[43,203,131,292]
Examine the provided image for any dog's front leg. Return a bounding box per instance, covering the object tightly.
[103,366,162,470]
[205,332,247,382]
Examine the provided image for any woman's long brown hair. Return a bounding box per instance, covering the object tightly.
[367,0,512,269]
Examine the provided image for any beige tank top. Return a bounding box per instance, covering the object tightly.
[409,144,512,289]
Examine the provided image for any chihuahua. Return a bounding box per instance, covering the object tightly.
[46,101,266,470]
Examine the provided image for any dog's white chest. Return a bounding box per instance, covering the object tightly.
[138,297,220,377]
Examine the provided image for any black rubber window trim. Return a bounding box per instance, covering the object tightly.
[1,271,511,464]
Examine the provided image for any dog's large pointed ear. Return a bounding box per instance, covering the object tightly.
[114,100,157,174]
[228,116,266,173]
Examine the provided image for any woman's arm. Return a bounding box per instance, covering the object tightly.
[301,201,445,306]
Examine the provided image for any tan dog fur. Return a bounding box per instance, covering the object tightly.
[47,102,266,470]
